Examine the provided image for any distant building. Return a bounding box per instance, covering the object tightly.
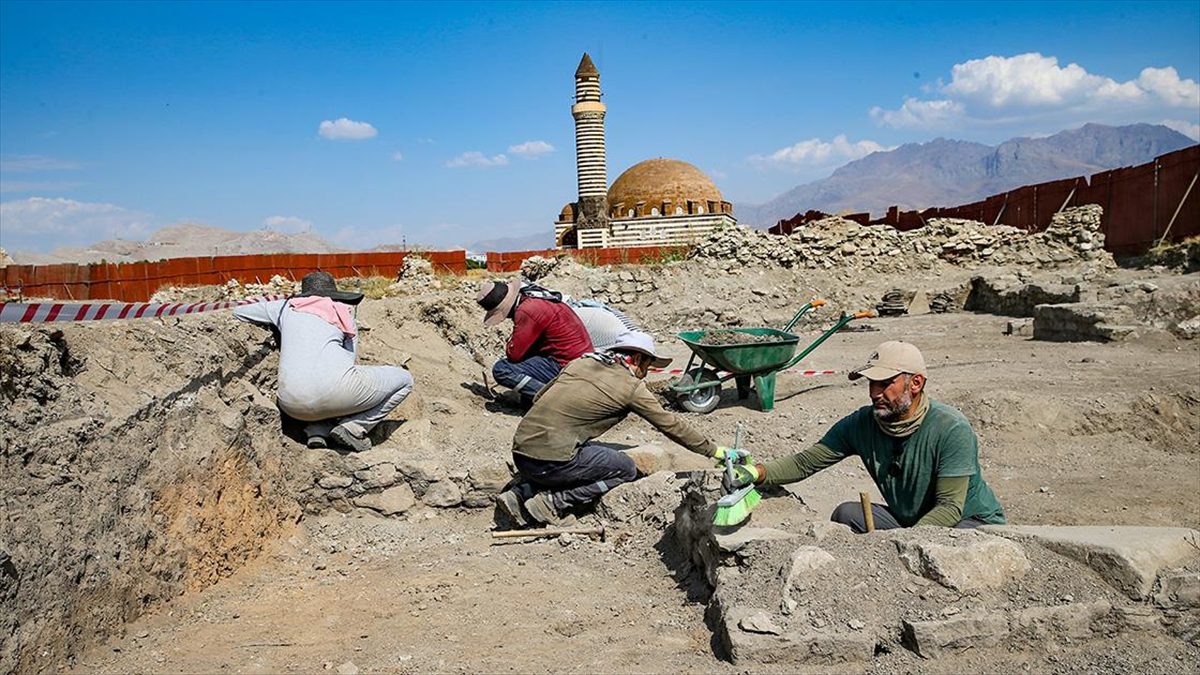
[555,54,735,249]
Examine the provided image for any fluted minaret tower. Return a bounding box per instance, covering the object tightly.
[572,53,609,229]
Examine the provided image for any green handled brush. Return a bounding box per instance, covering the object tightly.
[713,424,761,526]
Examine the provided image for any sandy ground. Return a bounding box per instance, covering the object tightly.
[68,300,1200,673]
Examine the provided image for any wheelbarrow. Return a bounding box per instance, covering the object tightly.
[670,300,874,413]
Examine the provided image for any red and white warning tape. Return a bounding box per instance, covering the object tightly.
[0,295,287,324]
[650,367,836,376]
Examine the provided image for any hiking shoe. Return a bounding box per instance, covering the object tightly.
[495,489,531,527]
[306,435,329,449]
[330,423,371,453]
[523,492,567,526]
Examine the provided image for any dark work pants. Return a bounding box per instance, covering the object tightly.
[492,356,561,398]
[830,501,988,533]
[514,443,638,511]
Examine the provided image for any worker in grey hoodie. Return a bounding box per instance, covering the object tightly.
[233,271,414,452]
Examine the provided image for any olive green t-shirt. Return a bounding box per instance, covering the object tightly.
[817,401,1005,527]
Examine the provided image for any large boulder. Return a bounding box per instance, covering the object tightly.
[892,530,1031,592]
[984,525,1200,599]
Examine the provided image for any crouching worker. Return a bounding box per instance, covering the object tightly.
[233,271,414,452]
[475,279,593,403]
[497,331,727,526]
[727,341,1005,532]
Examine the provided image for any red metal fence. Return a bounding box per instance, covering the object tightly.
[485,245,689,273]
[769,145,1199,255]
[2,250,467,302]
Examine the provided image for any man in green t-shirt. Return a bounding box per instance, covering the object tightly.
[728,341,1005,532]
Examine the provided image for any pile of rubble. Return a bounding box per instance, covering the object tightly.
[690,205,1113,272]
[388,254,438,291]
[519,255,560,282]
[0,247,13,267]
[150,275,299,302]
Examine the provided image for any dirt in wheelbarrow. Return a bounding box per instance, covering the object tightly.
[696,329,787,346]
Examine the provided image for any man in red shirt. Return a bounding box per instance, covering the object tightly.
[476,279,593,404]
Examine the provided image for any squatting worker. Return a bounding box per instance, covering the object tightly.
[728,341,1005,531]
[475,279,593,404]
[497,331,735,526]
[233,271,414,452]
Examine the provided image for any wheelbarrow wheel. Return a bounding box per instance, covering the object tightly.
[677,367,721,414]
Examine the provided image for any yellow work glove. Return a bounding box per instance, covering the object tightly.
[712,446,753,467]
[727,464,762,489]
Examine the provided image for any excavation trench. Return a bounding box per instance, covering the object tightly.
[3,251,1199,672]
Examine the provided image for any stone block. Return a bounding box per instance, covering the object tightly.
[723,606,874,666]
[467,466,512,495]
[902,613,1009,658]
[596,471,682,524]
[894,533,1030,592]
[622,443,712,476]
[983,525,1200,599]
[317,473,353,490]
[1155,571,1200,609]
[395,458,447,484]
[352,483,416,516]
[1005,318,1034,336]
[422,481,462,508]
[713,527,800,554]
[1008,602,1112,641]
[784,545,836,590]
[1032,303,1137,342]
[353,463,398,490]
[354,444,404,468]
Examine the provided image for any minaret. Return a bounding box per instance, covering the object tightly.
[572,53,609,229]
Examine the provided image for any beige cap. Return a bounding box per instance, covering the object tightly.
[848,341,927,381]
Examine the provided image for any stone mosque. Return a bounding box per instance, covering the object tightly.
[555,54,736,249]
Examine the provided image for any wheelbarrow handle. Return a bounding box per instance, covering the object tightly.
[853,310,876,319]
[782,298,828,333]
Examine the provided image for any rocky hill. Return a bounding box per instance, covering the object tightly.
[738,123,1196,228]
[11,223,345,265]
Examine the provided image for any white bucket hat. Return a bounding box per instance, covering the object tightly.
[610,331,672,368]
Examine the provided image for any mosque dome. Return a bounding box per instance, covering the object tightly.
[607,158,725,218]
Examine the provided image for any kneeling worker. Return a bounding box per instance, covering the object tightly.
[728,341,1005,531]
[498,331,728,526]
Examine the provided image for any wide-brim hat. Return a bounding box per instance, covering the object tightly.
[476,279,522,326]
[297,271,363,305]
[611,331,672,368]
[848,340,926,381]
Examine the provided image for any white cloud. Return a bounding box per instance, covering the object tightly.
[870,98,965,128]
[391,151,404,161]
[873,52,1200,130]
[318,118,378,140]
[0,155,83,172]
[1162,119,1200,141]
[748,134,890,171]
[0,197,152,250]
[444,151,508,168]
[263,215,313,233]
[508,140,555,158]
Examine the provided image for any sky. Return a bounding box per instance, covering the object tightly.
[1,0,1198,253]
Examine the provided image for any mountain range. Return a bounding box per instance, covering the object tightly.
[736,123,1196,228]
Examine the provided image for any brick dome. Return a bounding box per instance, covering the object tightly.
[607,158,724,217]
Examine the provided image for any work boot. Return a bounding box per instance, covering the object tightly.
[306,434,329,449]
[523,491,567,526]
[495,486,533,527]
[330,422,371,453]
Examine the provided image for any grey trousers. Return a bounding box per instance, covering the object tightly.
[283,365,414,438]
[830,501,987,533]
[514,443,638,511]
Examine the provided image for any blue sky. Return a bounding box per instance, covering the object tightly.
[1,0,1197,253]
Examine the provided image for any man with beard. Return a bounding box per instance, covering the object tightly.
[726,341,1005,531]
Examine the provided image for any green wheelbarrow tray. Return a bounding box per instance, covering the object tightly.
[675,328,800,374]
[669,305,874,413]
